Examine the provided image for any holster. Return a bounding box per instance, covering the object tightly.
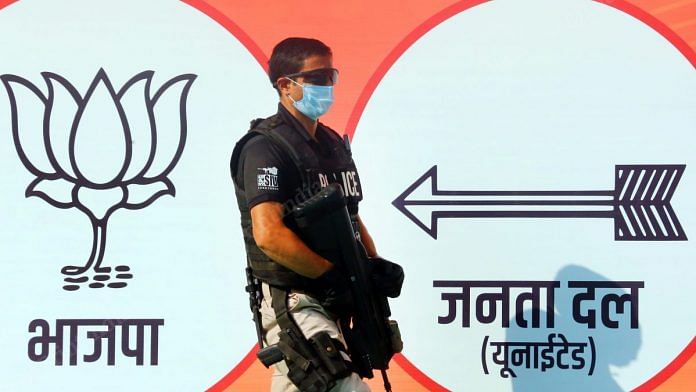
[270,287,352,392]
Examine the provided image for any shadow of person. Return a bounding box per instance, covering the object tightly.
[506,265,641,391]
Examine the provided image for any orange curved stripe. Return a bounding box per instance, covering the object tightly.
[344,0,489,138]
[623,0,696,65]
[632,337,696,391]
[206,344,260,392]
[595,0,696,67]
[181,0,268,71]
[651,0,696,15]
[178,0,471,137]
[393,353,450,391]
[652,1,696,22]
[209,347,453,391]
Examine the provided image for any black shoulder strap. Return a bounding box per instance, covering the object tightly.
[232,114,325,189]
[263,132,309,181]
[252,116,315,186]
[230,115,284,184]
[249,117,265,130]
[343,135,352,155]
[319,123,352,157]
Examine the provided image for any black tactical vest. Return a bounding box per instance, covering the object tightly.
[230,114,363,289]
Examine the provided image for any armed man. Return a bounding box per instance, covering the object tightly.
[230,37,404,392]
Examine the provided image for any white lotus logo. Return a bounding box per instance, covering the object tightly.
[1,69,196,290]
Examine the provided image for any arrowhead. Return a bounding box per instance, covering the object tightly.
[392,165,439,239]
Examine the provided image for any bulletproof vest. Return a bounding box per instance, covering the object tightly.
[230,114,363,289]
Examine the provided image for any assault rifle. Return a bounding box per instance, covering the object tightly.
[292,183,403,391]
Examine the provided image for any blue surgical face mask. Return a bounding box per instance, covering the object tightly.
[287,78,334,120]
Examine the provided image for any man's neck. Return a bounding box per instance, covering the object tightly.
[280,100,317,138]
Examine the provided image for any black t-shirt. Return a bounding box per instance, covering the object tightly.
[235,104,360,211]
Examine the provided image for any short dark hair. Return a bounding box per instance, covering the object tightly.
[268,37,332,90]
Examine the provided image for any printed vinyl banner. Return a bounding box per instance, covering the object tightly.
[0,0,694,391]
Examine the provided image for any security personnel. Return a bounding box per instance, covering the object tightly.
[230,37,375,391]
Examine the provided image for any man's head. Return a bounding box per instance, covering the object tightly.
[269,37,333,92]
[269,38,338,122]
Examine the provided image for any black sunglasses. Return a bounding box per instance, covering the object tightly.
[283,68,339,86]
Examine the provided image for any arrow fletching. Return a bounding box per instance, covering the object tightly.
[614,165,686,241]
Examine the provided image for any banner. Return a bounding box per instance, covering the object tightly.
[1,0,694,390]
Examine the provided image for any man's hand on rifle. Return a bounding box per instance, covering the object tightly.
[316,266,354,317]
[369,257,405,298]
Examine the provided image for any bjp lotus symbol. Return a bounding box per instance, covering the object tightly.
[1,69,196,291]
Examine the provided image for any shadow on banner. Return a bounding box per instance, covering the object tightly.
[507,265,642,392]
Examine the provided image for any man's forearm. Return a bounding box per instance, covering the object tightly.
[255,225,333,279]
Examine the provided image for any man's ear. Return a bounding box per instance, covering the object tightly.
[276,77,290,95]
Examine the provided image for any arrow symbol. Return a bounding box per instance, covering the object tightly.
[392,165,687,241]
